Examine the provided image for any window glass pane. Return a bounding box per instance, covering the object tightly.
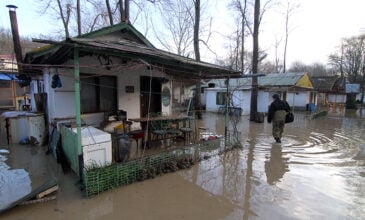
[80,75,116,113]
[216,92,227,105]
[81,77,97,113]
[99,76,117,112]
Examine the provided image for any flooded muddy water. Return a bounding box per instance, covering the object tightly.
[1,110,365,219]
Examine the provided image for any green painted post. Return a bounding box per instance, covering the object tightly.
[225,77,230,148]
[74,48,83,179]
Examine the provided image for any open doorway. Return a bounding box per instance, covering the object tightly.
[140,76,162,117]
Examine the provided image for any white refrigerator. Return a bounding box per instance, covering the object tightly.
[72,126,112,168]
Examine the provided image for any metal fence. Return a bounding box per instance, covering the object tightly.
[83,131,239,197]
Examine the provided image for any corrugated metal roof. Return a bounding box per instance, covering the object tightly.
[258,72,307,86]
[208,72,313,90]
[24,24,241,79]
[311,76,338,91]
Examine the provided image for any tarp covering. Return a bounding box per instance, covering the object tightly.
[0,73,18,81]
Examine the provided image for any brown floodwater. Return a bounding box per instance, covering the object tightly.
[1,109,365,219]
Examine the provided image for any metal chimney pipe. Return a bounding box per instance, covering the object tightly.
[6,5,23,74]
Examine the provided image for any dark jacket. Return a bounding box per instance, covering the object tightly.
[267,99,291,123]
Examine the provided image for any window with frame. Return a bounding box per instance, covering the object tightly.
[216,92,227,105]
[80,75,117,113]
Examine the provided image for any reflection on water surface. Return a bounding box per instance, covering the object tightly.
[180,111,365,219]
[1,110,364,219]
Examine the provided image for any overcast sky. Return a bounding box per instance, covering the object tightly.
[1,0,365,68]
[208,0,365,67]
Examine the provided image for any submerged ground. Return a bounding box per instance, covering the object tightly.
[1,109,365,219]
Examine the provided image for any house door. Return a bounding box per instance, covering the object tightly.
[140,76,162,117]
[309,91,317,104]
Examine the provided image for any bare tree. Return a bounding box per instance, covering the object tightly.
[0,28,44,54]
[148,0,216,118]
[0,28,14,53]
[77,0,82,35]
[106,0,114,25]
[329,35,365,83]
[225,18,243,70]
[259,60,277,73]
[273,35,283,72]
[193,0,202,118]
[152,0,194,56]
[55,0,72,38]
[288,61,329,76]
[38,0,89,37]
[282,0,300,73]
[193,0,201,61]
[230,0,249,74]
[250,0,260,121]
[37,0,143,38]
[229,0,274,70]
[229,0,273,121]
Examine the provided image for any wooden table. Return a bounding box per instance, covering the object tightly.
[129,114,193,147]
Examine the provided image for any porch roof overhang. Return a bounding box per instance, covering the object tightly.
[24,38,241,80]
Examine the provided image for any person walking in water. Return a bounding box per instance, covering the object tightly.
[267,93,291,143]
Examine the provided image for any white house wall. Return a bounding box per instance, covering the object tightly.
[206,89,287,115]
[172,85,181,103]
[239,91,251,115]
[205,80,315,114]
[231,90,243,107]
[117,68,141,120]
[286,92,309,109]
[45,68,76,120]
[205,88,244,113]
[117,65,168,120]
[328,94,346,103]
[43,55,172,130]
[205,88,221,113]
[258,91,270,113]
[205,88,269,115]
